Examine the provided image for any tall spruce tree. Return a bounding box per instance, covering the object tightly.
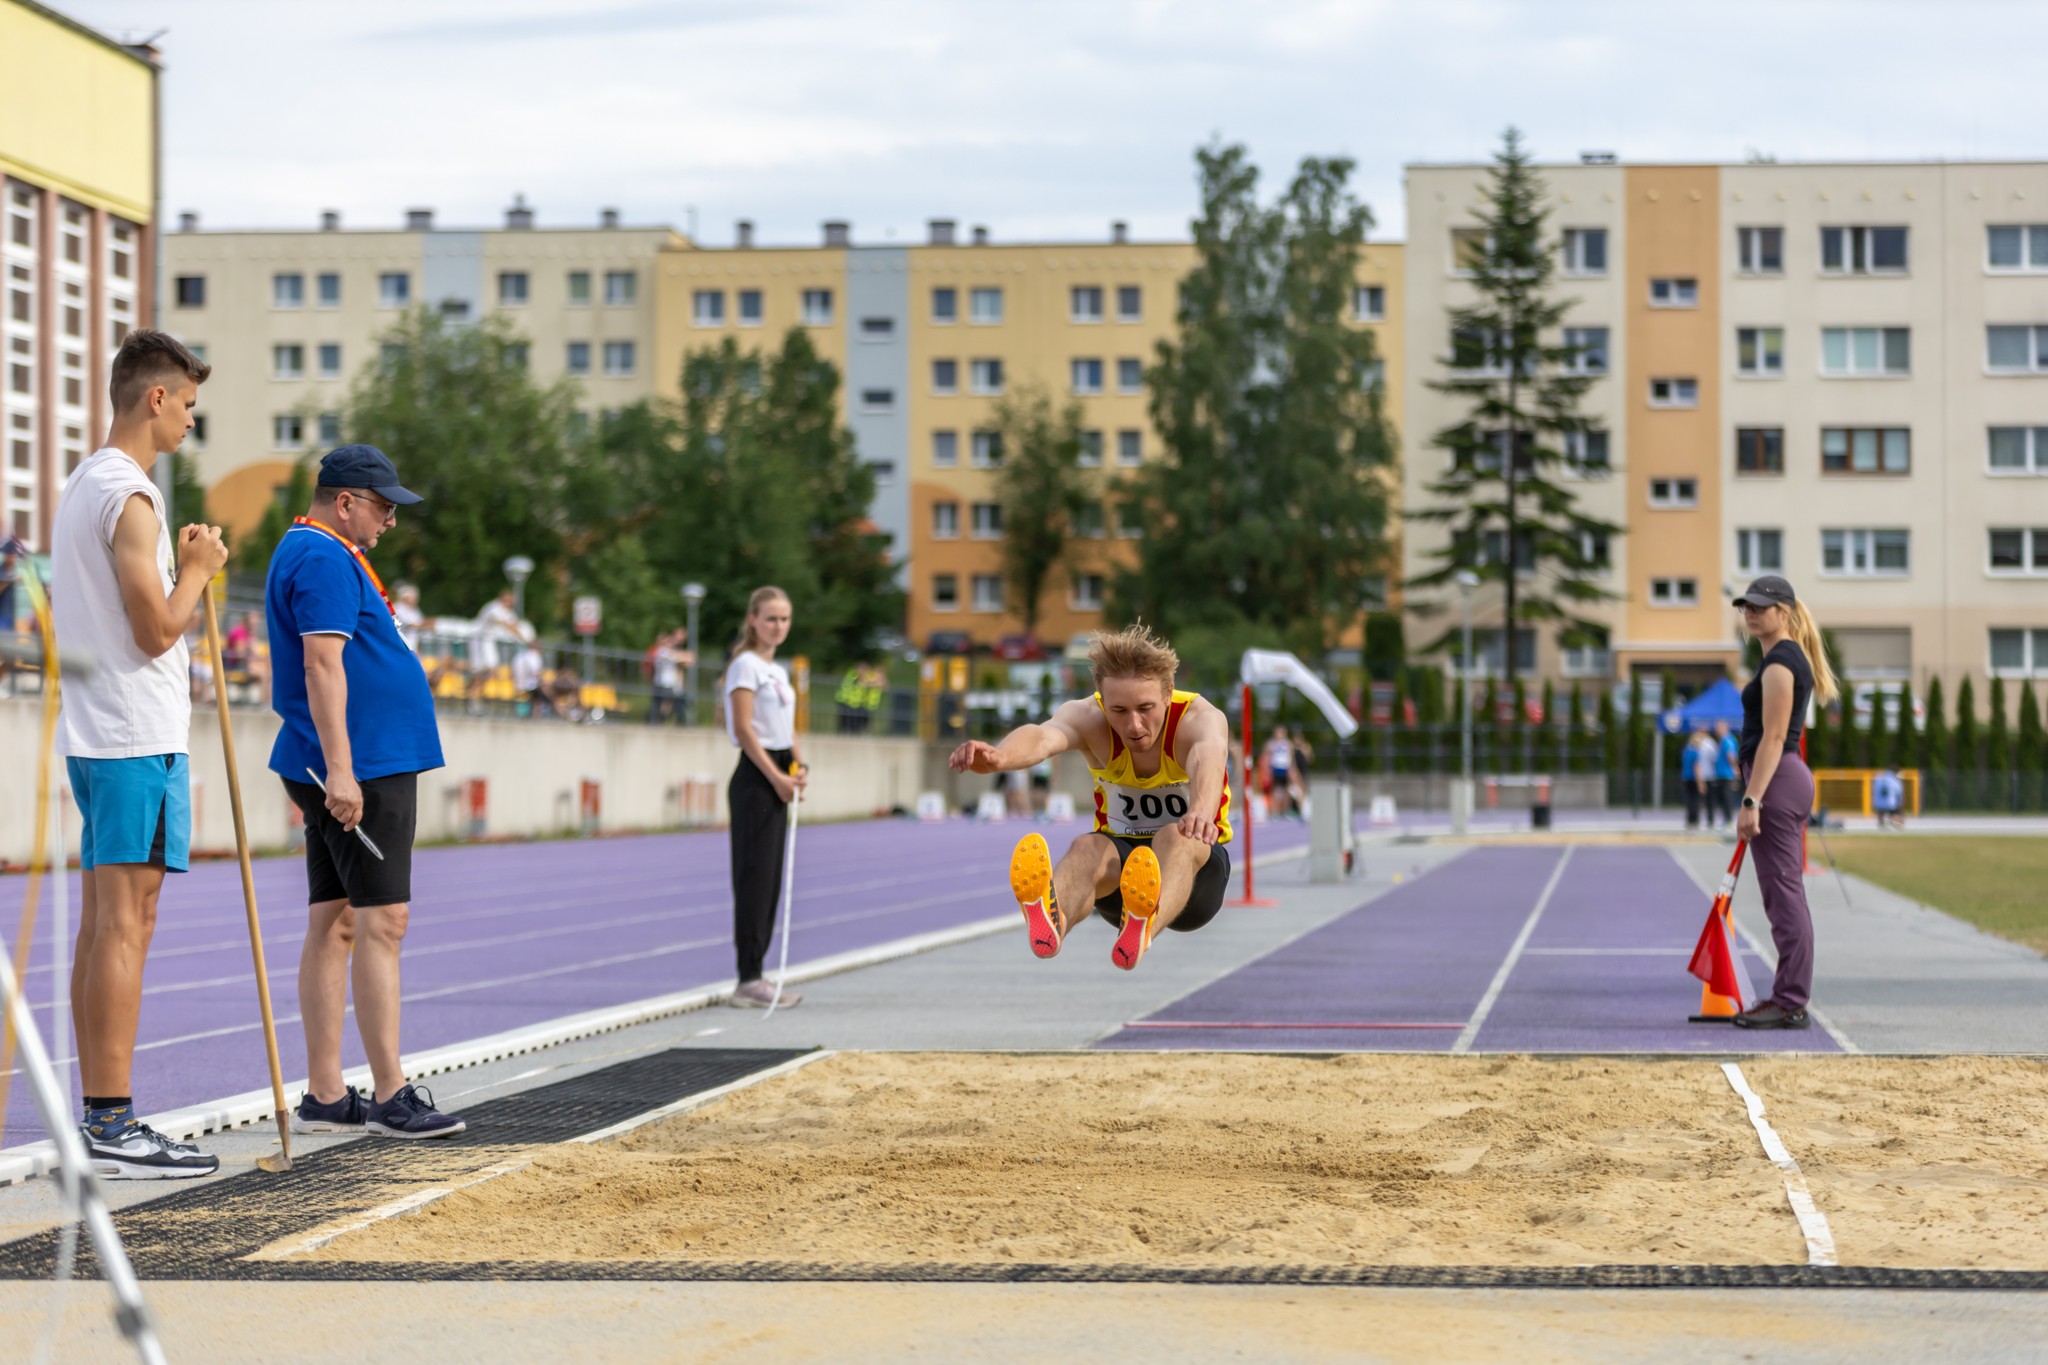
[2018,681,2044,809]
[1119,143,1396,657]
[1407,128,1620,686]
[1888,680,1917,770]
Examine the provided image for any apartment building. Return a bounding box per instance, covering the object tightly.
[0,0,157,549]
[1405,156,2048,702]
[160,203,683,532]
[658,219,1404,652]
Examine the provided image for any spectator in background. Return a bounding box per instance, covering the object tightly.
[1679,727,1704,828]
[512,637,555,718]
[646,628,689,724]
[0,537,22,681]
[1288,730,1315,817]
[469,586,523,711]
[391,582,425,654]
[1872,764,1905,831]
[1261,724,1295,819]
[723,586,807,1008]
[1709,720,1739,828]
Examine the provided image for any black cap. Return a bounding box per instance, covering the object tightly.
[1732,574,1795,610]
[317,444,422,505]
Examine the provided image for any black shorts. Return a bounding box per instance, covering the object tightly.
[282,771,418,909]
[1091,833,1231,933]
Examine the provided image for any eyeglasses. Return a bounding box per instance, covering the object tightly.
[345,490,398,523]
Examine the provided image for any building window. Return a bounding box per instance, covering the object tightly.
[1986,325,2048,374]
[1115,357,1144,393]
[1648,477,1698,508]
[693,289,725,325]
[1078,429,1104,468]
[63,305,81,338]
[1070,286,1104,322]
[1353,285,1386,321]
[735,289,761,325]
[1561,628,1612,679]
[567,271,591,305]
[1821,326,1910,376]
[931,358,958,394]
[1821,427,1910,475]
[1580,529,1612,573]
[378,272,410,308]
[1116,285,1142,322]
[317,272,340,307]
[1071,358,1104,395]
[272,344,304,380]
[969,287,1003,323]
[1736,426,1783,474]
[1989,628,2048,677]
[1987,528,2048,575]
[1736,528,1784,574]
[272,273,304,309]
[1988,426,2048,474]
[1821,528,1911,577]
[1562,327,1608,375]
[971,502,1003,539]
[380,342,407,371]
[931,501,959,539]
[1562,429,1610,477]
[503,342,528,371]
[439,298,470,321]
[272,414,304,450]
[1480,529,1536,571]
[565,341,591,375]
[174,275,205,308]
[971,574,1005,612]
[867,459,895,486]
[1116,429,1143,466]
[800,288,833,325]
[932,429,959,467]
[859,387,894,411]
[1736,327,1784,377]
[932,573,959,612]
[932,287,957,323]
[317,412,343,445]
[1114,503,1143,540]
[1460,628,1537,676]
[1559,228,1608,275]
[1987,225,2048,272]
[1649,277,1698,308]
[860,316,896,341]
[970,429,1003,468]
[1737,226,1784,275]
[1649,577,1700,607]
[604,270,637,306]
[603,341,636,376]
[969,358,1004,395]
[1071,573,1105,611]
[1820,225,1909,275]
[317,343,342,378]
[498,272,529,306]
[1648,377,1698,408]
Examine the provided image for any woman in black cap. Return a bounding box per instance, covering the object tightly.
[1730,574,1837,1029]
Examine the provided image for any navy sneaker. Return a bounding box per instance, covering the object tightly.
[293,1085,371,1134]
[365,1084,465,1139]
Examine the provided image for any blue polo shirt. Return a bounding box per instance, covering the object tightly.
[265,526,443,783]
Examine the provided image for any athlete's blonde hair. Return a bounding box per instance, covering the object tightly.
[1088,622,1178,691]
[1785,599,1839,707]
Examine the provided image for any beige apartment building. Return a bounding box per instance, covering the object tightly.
[160,203,683,532]
[1405,156,2048,704]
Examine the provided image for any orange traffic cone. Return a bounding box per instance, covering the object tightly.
[1689,842,1749,1022]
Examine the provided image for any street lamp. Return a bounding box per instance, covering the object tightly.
[681,582,707,724]
[1453,570,1480,834]
[503,555,535,621]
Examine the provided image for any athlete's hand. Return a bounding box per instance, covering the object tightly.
[770,770,799,804]
[949,740,1002,774]
[1735,804,1761,842]
[324,771,364,831]
[178,523,229,578]
[1176,812,1219,846]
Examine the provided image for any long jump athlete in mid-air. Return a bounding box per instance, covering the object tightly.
[949,624,1233,971]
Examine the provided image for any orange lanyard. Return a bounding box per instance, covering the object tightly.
[291,517,395,618]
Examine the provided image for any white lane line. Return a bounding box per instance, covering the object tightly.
[1452,847,1574,1054]
[1721,1062,1838,1267]
[1661,846,1860,1053]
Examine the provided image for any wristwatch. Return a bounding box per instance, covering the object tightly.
[1741,795,1760,811]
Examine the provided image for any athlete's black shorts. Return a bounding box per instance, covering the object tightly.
[1091,832,1232,933]
[282,771,419,909]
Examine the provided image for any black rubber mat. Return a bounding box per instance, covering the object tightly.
[0,1046,809,1281]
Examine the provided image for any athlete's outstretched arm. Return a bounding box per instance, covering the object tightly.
[1174,700,1232,846]
[949,698,1092,774]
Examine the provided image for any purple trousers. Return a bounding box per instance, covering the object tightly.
[1744,753,1816,1011]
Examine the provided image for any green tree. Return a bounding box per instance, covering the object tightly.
[991,385,1088,638]
[1866,683,1890,771]
[1955,676,1981,776]
[1598,689,1620,776]
[232,458,312,576]
[2018,681,2044,810]
[1407,128,1620,686]
[1922,675,1949,806]
[1987,678,2012,812]
[1118,143,1396,656]
[1887,680,1917,771]
[170,451,210,532]
[1363,611,1405,682]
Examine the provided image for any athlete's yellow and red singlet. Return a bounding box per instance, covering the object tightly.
[1085,689,1233,844]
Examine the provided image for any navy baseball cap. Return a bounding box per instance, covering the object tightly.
[1732,574,1795,610]
[317,444,422,505]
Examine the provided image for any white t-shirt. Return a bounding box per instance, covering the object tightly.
[475,598,523,665]
[393,600,424,653]
[652,647,682,691]
[724,651,795,749]
[51,448,192,758]
[511,646,543,692]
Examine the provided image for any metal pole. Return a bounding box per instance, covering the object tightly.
[1461,593,1474,788]
[686,597,700,722]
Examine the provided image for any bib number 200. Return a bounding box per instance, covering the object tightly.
[1120,791,1187,822]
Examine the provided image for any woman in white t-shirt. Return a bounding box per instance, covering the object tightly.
[723,586,809,1007]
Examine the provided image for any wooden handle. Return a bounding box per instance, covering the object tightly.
[202,584,291,1150]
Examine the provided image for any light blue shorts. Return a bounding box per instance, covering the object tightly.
[66,754,191,873]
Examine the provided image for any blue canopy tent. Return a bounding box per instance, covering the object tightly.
[1659,677,1745,735]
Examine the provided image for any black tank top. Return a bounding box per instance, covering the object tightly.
[1739,639,1814,767]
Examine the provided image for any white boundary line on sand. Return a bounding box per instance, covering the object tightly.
[1721,1061,1838,1266]
[1451,847,1574,1053]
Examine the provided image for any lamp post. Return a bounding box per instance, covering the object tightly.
[681,581,706,725]
[502,555,535,621]
[1453,570,1480,834]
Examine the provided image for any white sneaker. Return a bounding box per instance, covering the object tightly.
[728,978,800,1008]
[82,1123,220,1180]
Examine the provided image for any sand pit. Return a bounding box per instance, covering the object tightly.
[300,1052,2048,1270]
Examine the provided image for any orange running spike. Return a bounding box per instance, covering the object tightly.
[1010,833,1064,959]
[1111,844,1162,971]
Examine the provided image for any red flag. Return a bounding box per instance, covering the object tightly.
[1688,905,1743,1005]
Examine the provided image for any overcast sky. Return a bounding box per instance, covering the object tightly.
[59,0,2048,248]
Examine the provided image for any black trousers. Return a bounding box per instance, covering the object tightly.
[729,749,794,982]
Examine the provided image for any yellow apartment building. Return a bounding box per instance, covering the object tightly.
[0,0,157,549]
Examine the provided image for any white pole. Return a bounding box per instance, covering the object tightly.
[50,785,69,1117]
[763,773,800,1019]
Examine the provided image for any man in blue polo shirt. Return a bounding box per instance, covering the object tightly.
[266,445,462,1139]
